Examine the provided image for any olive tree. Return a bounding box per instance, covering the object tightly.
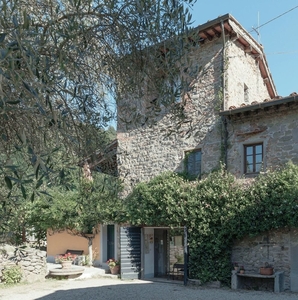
[0,0,196,240]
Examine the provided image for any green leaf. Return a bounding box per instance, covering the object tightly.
[21,185,27,199]
[4,176,12,190]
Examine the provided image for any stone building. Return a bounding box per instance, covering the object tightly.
[46,13,298,289]
[117,13,278,195]
[114,13,298,290]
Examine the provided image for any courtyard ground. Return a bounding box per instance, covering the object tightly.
[1,276,298,300]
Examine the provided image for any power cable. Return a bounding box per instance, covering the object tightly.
[250,5,298,33]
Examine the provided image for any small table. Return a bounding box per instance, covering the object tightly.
[231,270,284,293]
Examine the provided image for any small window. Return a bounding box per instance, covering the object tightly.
[244,143,263,174]
[185,149,201,179]
[244,83,249,103]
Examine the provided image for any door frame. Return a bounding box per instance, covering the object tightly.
[100,224,118,265]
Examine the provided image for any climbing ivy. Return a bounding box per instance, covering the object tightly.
[126,162,298,284]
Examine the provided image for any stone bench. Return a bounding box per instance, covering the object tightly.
[65,249,84,256]
[231,270,284,293]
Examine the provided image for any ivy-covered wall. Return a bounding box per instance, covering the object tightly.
[126,162,298,286]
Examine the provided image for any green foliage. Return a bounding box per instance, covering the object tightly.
[126,162,298,284]
[28,170,123,235]
[2,265,22,284]
[0,0,195,242]
[0,0,195,196]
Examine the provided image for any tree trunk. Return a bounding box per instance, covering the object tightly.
[88,237,93,266]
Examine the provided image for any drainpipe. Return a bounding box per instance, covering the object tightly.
[221,21,228,169]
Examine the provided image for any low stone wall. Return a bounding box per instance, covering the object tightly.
[231,228,292,291]
[0,244,47,283]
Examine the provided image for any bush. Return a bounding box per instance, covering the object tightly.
[2,265,22,284]
[126,162,298,284]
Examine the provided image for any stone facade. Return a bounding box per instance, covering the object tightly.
[117,15,273,195]
[114,14,298,288]
[231,228,296,291]
[0,244,47,283]
[226,102,298,177]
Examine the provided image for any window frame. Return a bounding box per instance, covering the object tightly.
[244,143,263,175]
[184,148,202,179]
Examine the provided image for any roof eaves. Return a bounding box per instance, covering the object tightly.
[219,95,298,116]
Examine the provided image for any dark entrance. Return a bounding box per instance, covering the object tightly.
[107,224,114,260]
[154,229,168,277]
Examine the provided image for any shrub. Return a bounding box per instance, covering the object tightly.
[126,162,298,284]
[2,265,22,284]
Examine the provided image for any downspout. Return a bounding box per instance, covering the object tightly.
[221,21,228,169]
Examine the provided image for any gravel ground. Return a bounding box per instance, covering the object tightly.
[1,277,298,300]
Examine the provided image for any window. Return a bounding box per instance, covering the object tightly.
[244,83,249,103]
[244,143,263,174]
[185,149,201,178]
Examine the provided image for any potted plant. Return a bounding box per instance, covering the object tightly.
[107,258,120,275]
[260,262,274,275]
[55,253,77,269]
[233,262,239,272]
[239,266,245,274]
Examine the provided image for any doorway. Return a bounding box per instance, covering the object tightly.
[154,229,168,277]
[107,224,115,260]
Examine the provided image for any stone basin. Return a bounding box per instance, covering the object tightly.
[49,266,85,277]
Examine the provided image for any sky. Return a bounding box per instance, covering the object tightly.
[189,0,298,97]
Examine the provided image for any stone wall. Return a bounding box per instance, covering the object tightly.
[116,24,271,195]
[0,244,47,283]
[231,228,294,291]
[226,39,270,109]
[226,103,298,177]
[117,37,224,195]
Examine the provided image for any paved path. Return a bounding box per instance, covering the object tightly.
[1,277,298,300]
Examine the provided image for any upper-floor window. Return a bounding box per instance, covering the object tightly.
[244,83,249,103]
[185,149,201,179]
[244,143,263,174]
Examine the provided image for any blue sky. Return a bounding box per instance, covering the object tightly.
[189,0,298,97]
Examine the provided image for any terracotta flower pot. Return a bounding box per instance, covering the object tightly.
[260,267,273,275]
[110,265,120,275]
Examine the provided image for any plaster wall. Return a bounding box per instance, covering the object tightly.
[47,230,100,261]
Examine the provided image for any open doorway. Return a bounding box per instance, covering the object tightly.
[100,224,117,264]
[154,229,168,277]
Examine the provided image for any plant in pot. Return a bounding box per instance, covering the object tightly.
[239,266,245,274]
[259,262,274,275]
[55,253,77,269]
[107,258,120,275]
